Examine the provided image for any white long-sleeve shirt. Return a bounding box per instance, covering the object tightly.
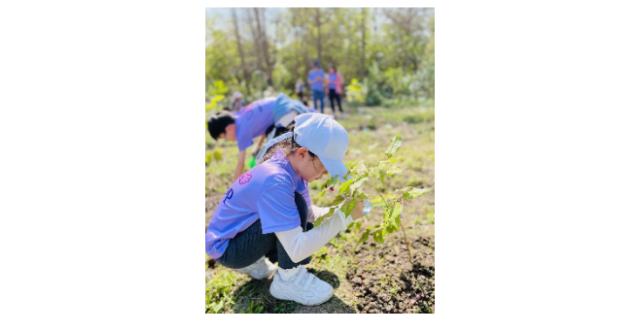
[275,208,353,263]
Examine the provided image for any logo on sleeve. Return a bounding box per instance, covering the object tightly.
[223,188,234,204]
[238,173,253,185]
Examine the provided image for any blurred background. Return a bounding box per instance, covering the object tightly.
[205,8,435,113]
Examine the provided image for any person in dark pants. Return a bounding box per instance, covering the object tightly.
[206,113,366,306]
[326,64,344,119]
[307,61,325,113]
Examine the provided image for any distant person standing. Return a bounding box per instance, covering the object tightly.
[231,91,245,112]
[326,64,344,119]
[307,61,325,113]
[295,79,305,102]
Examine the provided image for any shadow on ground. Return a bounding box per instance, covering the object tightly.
[231,268,354,313]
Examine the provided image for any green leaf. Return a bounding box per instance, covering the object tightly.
[213,148,223,161]
[383,206,391,220]
[385,135,402,159]
[342,199,357,217]
[385,165,401,176]
[356,229,370,249]
[212,300,224,313]
[402,187,432,199]
[351,162,368,176]
[347,220,362,233]
[373,230,385,244]
[326,194,346,207]
[350,177,369,193]
[339,180,354,194]
[314,207,336,227]
[389,203,403,221]
[357,193,370,200]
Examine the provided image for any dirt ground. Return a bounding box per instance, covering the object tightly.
[347,230,435,313]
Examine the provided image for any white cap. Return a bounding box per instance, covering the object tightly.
[294,113,349,180]
[233,91,242,99]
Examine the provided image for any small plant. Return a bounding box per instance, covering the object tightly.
[205,270,239,313]
[242,300,264,313]
[314,135,431,263]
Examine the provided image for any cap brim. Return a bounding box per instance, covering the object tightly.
[318,156,348,182]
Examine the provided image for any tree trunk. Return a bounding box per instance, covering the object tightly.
[254,8,273,87]
[247,9,265,77]
[360,8,366,79]
[232,9,251,95]
[315,8,322,63]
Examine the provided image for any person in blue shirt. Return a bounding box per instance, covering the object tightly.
[307,61,325,114]
[206,113,367,306]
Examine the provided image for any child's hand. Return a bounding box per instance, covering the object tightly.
[349,199,366,220]
[250,145,260,158]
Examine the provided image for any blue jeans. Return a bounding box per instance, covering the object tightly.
[215,192,313,270]
[312,90,325,113]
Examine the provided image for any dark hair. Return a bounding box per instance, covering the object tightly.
[260,123,317,164]
[329,64,337,72]
[206,111,235,140]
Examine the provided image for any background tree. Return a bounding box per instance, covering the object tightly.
[205,7,435,109]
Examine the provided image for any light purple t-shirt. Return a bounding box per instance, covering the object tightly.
[307,69,325,92]
[328,73,337,89]
[205,149,311,259]
[235,97,277,152]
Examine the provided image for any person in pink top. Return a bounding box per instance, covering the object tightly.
[325,64,344,119]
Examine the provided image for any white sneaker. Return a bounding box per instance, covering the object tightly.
[269,267,334,306]
[234,256,278,280]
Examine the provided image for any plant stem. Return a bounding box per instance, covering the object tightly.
[399,219,413,264]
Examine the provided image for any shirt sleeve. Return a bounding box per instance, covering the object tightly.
[235,122,253,151]
[275,209,353,263]
[237,138,252,152]
[257,176,301,234]
[307,71,313,83]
